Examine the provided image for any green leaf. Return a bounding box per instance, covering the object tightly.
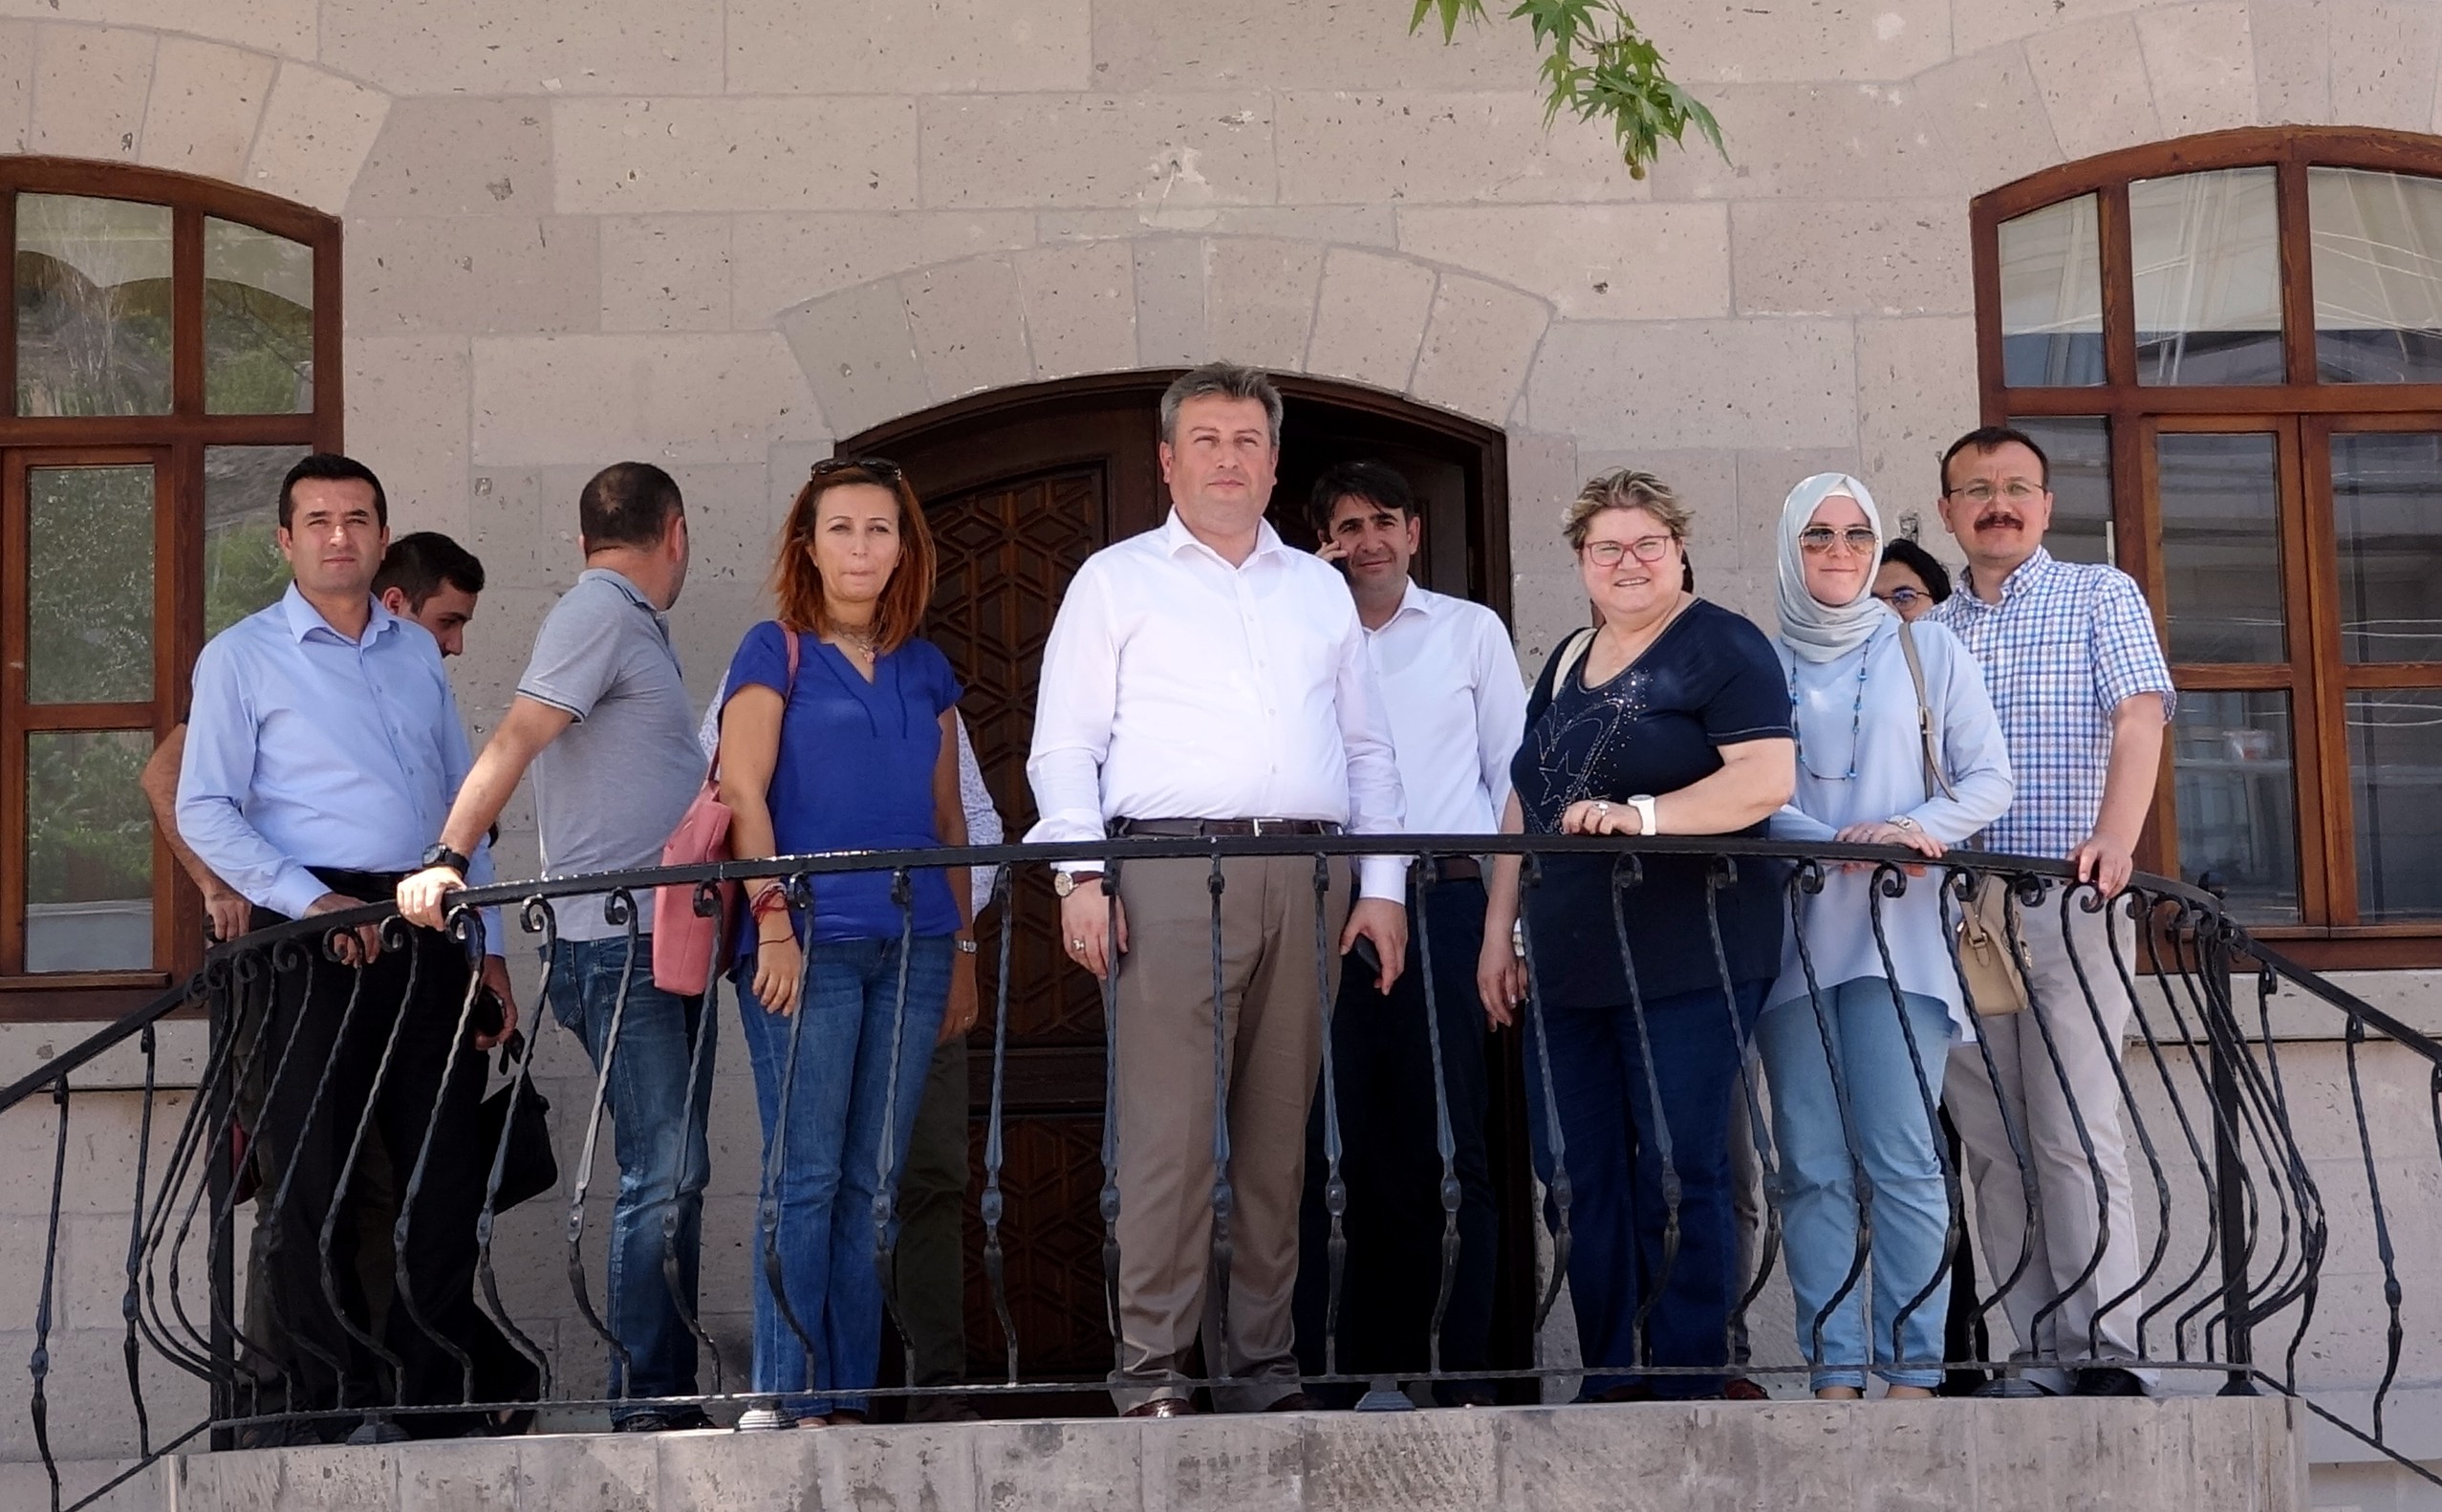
[1409,0,1488,41]
[1405,0,1728,175]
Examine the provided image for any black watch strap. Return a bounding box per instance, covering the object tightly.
[421,842,471,874]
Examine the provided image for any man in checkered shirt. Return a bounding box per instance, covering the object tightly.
[1927,424,2173,1399]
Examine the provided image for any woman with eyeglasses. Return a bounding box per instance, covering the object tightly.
[1761,473,2013,1399]
[1477,469,1796,1401]
[1874,538,1953,621]
[716,457,976,1428]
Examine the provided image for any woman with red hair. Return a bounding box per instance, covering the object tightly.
[716,458,975,1429]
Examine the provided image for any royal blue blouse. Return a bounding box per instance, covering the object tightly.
[723,621,964,948]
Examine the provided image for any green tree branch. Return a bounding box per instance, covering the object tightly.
[1410,0,1726,180]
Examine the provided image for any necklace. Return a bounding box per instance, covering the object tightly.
[1790,642,1870,782]
[832,623,880,659]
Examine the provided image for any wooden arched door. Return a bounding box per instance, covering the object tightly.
[844,372,1525,1395]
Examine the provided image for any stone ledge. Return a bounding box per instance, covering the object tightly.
[164,1394,2305,1511]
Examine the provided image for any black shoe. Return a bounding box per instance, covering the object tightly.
[616,1407,718,1433]
[906,1394,983,1424]
[2070,1367,2149,1397]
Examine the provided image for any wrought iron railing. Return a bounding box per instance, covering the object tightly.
[2,834,2438,1508]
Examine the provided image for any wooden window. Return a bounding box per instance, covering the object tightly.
[0,160,340,1018]
[1974,127,2442,967]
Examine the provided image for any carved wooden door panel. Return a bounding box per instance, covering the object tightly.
[921,466,1114,1377]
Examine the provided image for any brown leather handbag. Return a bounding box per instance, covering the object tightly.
[1895,617,2031,1017]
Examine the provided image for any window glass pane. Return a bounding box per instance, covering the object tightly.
[2349,690,2442,921]
[2332,432,2442,664]
[2172,692,2301,923]
[13,194,172,417]
[1999,194,2106,387]
[25,729,155,973]
[2157,432,2284,663]
[205,445,305,635]
[2011,416,2114,565]
[2309,167,2442,383]
[28,464,155,704]
[2130,167,2284,385]
[204,218,313,414]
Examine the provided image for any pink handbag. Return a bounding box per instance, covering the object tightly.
[652,629,798,994]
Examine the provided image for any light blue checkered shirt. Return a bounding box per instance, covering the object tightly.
[1928,548,2174,859]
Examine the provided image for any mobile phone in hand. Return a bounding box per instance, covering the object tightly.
[1348,935,1382,980]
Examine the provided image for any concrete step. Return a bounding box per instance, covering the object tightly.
[157,1395,2306,1511]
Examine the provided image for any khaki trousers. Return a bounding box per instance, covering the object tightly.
[1109,853,1347,1412]
[1944,895,2148,1387]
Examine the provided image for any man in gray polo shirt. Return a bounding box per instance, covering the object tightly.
[398,461,711,1431]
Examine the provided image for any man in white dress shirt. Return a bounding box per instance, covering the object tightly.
[1292,461,1526,1405]
[1027,362,1409,1416]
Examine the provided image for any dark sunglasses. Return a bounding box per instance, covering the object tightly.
[810,456,904,485]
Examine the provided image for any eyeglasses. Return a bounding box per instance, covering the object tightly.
[1944,479,2044,506]
[1797,526,1878,555]
[1876,586,1927,607]
[1582,536,1675,567]
[810,456,904,485]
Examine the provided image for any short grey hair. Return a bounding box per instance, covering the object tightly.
[1158,361,1284,446]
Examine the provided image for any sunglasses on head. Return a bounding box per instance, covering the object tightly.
[810,456,904,485]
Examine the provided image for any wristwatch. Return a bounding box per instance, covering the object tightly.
[420,842,470,874]
[1051,870,1104,898]
[1626,795,1659,836]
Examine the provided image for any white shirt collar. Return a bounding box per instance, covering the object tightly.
[1158,509,1289,569]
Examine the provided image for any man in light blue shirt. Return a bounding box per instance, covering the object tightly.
[177,454,529,1438]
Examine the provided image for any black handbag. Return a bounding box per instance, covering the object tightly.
[477,1028,558,1211]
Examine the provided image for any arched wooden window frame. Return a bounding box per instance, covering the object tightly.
[1972,126,2442,968]
[0,159,342,1018]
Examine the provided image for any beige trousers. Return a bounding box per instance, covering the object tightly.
[1108,853,1348,1412]
[1943,895,2149,1387]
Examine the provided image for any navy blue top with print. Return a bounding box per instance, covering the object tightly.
[723,621,964,948]
[1512,598,1791,1006]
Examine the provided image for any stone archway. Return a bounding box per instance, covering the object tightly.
[770,238,1552,443]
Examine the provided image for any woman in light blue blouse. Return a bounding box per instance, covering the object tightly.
[1762,474,2015,1398]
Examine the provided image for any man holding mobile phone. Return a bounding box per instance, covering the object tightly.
[1298,461,1526,1406]
[1027,364,1409,1418]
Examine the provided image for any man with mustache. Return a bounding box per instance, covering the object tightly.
[1928,425,2173,1397]
[177,453,527,1437]
[1028,362,1409,1416]
[1292,460,1524,1406]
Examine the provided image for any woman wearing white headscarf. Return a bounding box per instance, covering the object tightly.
[1762,473,2014,1399]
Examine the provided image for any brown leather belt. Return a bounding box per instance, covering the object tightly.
[1430,856,1483,883]
[1114,818,1344,838]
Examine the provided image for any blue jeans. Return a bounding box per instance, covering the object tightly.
[1758,979,1956,1391]
[544,933,716,1419]
[1524,979,1766,1400]
[735,935,951,1417]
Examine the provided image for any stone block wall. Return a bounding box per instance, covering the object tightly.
[11,0,2442,1496]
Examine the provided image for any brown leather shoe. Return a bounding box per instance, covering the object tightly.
[1264,1392,1328,1413]
[1121,1397,1194,1419]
